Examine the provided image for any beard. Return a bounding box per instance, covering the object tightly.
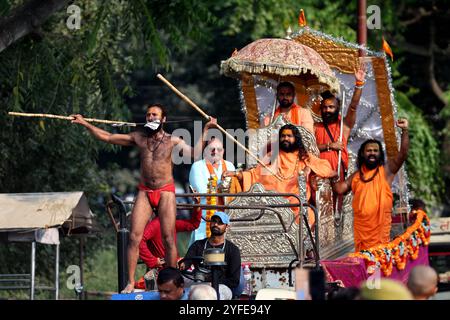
[280,140,297,153]
[278,98,294,109]
[211,227,224,236]
[144,120,162,136]
[322,109,339,124]
[363,155,381,169]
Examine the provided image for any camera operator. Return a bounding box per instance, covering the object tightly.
[180,212,242,299]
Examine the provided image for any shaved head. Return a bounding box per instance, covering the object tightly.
[407,265,438,300]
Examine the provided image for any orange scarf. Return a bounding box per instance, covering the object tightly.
[205,160,227,176]
[273,103,300,124]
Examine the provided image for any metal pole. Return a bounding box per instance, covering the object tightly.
[117,227,129,293]
[311,204,320,265]
[30,241,35,300]
[334,91,346,225]
[297,174,308,268]
[357,0,367,57]
[55,243,59,300]
[298,212,304,268]
[79,237,84,300]
[336,91,345,180]
[288,258,299,287]
[112,194,129,292]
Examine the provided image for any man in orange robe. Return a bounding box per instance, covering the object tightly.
[314,66,366,178]
[224,124,335,225]
[264,82,314,133]
[333,119,409,252]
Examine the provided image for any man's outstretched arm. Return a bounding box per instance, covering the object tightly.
[193,118,217,161]
[387,118,409,176]
[71,114,135,146]
[176,205,203,232]
[172,117,217,160]
[343,65,366,137]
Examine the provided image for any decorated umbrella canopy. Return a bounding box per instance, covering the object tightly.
[221,38,340,128]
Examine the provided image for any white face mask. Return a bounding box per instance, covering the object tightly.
[144,120,161,132]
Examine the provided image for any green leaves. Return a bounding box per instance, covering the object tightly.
[396,91,443,206]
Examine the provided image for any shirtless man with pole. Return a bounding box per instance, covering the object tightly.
[72,103,216,293]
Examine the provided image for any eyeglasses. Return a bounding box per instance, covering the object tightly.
[210,220,225,225]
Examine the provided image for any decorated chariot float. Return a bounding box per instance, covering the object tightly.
[108,19,431,299]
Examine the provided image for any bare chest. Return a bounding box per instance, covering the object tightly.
[135,134,174,161]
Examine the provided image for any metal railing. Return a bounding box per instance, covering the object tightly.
[107,191,321,292]
[0,241,59,300]
[175,192,320,268]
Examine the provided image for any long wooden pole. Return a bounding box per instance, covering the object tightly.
[8,112,137,126]
[157,74,282,181]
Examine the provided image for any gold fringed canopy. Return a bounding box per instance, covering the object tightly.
[221,38,341,94]
[240,73,260,129]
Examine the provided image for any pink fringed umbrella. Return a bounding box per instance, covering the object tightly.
[221,38,340,93]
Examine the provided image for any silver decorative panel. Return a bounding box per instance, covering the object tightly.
[226,183,299,268]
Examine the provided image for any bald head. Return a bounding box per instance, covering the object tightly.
[407,265,438,300]
[188,284,218,300]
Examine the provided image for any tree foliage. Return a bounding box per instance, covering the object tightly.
[0,0,212,296]
[396,91,443,205]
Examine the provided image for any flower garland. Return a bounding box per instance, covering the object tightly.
[349,210,430,277]
[206,174,218,238]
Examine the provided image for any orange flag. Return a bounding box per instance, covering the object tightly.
[382,37,394,61]
[298,9,307,27]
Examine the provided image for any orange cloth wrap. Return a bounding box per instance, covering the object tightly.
[314,120,349,173]
[351,165,393,252]
[271,103,314,133]
[241,151,335,225]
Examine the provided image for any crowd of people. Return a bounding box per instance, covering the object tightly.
[72,62,437,300]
